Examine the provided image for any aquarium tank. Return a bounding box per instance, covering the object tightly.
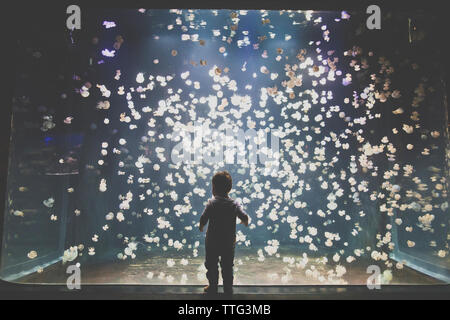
[0,8,449,286]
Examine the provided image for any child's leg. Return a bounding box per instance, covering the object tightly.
[204,241,219,291]
[219,246,235,294]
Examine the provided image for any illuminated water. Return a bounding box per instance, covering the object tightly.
[1,9,449,285]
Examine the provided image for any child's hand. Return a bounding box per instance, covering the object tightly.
[239,218,249,227]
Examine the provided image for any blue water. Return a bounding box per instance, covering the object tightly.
[1,9,449,284]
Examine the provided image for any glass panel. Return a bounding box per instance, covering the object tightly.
[1,8,449,285]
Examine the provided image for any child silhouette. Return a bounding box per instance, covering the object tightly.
[199,171,249,296]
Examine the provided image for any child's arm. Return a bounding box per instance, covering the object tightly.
[235,202,249,227]
[199,200,213,232]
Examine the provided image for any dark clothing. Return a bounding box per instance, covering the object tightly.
[200,195,248,246]
[205,241,235,293]
[200,195,249,292]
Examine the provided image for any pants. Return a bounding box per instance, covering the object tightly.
[205,241,235,292]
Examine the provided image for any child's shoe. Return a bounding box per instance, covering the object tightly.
[203,285,218,295]
[223,287,233,298]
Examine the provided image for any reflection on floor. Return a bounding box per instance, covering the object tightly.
[18,248,442,285]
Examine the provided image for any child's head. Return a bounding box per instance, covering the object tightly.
[212,171,232,197]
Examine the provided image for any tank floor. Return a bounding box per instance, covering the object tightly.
[17,250,442,286]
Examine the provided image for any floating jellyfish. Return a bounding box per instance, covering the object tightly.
[43,198,55,208]
[438,250,447,258]
[13,210,24,217]
[103,21,117,29]
[136,73,145,83]
[99,179,107,192]
[41,116,56,132]
[62,247,78,263]
[392,108,403,115]
[102,49,116,57]
[64,117,74,124]
[430,131,440,138]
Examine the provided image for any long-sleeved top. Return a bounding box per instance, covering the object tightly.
[199,195,249,247]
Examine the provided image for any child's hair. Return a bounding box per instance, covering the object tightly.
[212,171,232,196]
